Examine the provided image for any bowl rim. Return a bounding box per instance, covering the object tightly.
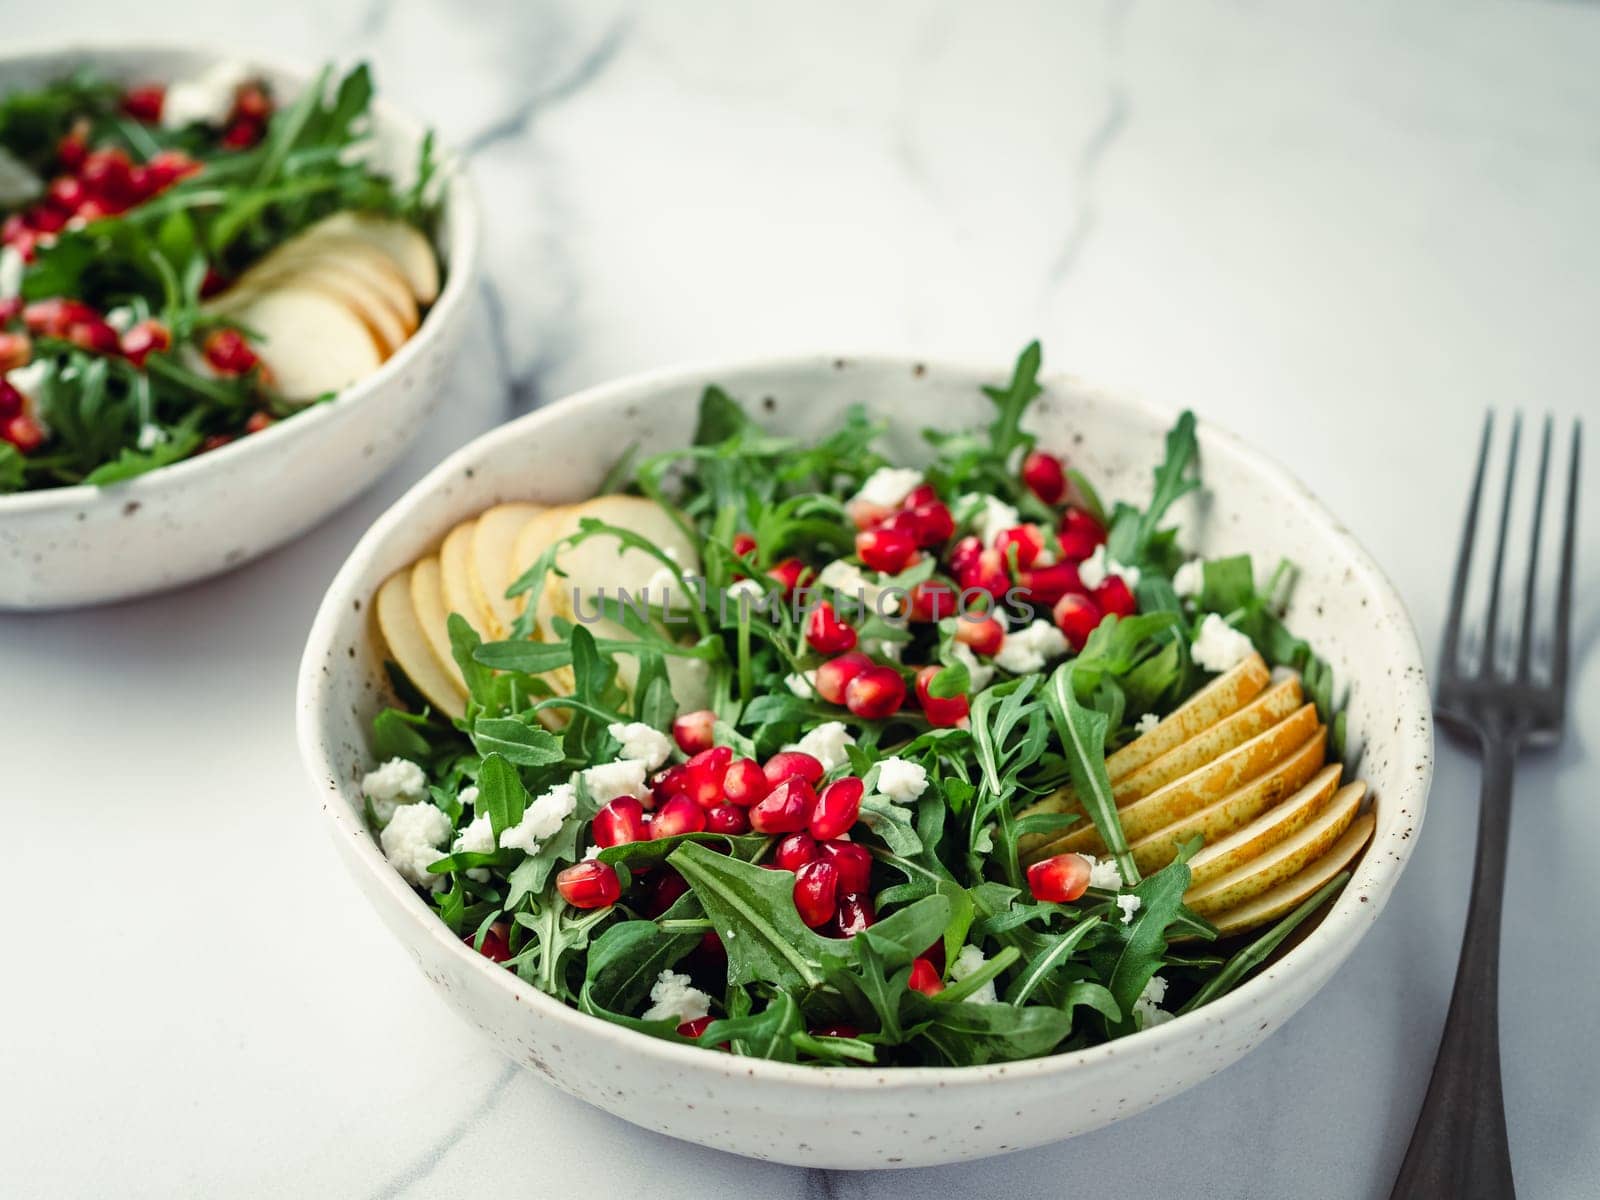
[297,351,1434,1089]
[0,39,481,514]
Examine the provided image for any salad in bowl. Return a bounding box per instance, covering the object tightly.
[353,343,1375,1067]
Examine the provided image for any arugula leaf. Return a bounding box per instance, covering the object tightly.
[475,753,528,839]
[1106,409,1199,566]
[1044,663,1138,885]
[472,717,564,767]
[581,895,704,1016]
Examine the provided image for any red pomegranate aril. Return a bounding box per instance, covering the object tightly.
[846,498,893,530]
[469,924,512,963]
[766,556,813,596]
[671,709,716,755]
[233,83,272,122]
[202,328,259,374]
[1022,449,1067,505]
[720,756,769,807]
[200,267,228,298]
[643,870,688,916]
[908,957,944,996]
[809,776,864,840]
[774,832,819,872]
[879,508,923,541]
[651,793,707,839]
[30,206,68,234]
[948,535,983,578]
[805,600,858,654]
[818,840,872,894]
[68,319,120,356]
[139,149,201,191]
[80,148,135,204]
[994,524,1047,570]
[56,132,87,172]
[649,764,686,806]
[199,433,234,454]
[856,527,918,574]
[221,118,263,149]
[1094,575,1138,618]
[705,802,750,835]
[811,1022,862,1038]
[750,777,814,834]
[682,745,733,808]
[119,319,170,367]
[23,298,98,337]
[915,665,970,728]
[695,929,727,964]
[677,1016,714,1039]
[761,751,824,788]
[592,796,648,847]
[908,578,957,623]
[47,176,87,212]
[0,380,22,420]
[1026,853,1093,903]
[0,333,29,374]
[793,859,839,927]
[1020,560,1083,607]
[907,500,955,547]
[845,665,906,720]
[244,411,274,435]
[3,413,44,453]
[0,295,21,325]
[815,652,872,706]
[958,549,1012,600]
[731,531,757,558]
[1053,592,1103,650]
[902,483,940,509]
[556,860,623,908]
[954,614,1006,657]
[831,893,876,938]
[121,85,165,123]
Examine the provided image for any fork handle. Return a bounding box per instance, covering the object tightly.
[1391,734,1517,1199]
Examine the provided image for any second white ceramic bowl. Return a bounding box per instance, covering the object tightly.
[0,45,478,609]
[297,355,1433,1169]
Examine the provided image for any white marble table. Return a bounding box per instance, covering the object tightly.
[5,2,1599,1196]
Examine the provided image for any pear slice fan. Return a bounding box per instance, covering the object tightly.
[1020,652,1374,936]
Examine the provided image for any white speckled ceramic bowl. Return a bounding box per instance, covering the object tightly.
[297,356,1433,1169]
[0,45,478,610]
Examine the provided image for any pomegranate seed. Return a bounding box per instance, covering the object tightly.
[816,651,872,706]
[774,832,819,872]
[651,794,707,839]
[994,524,1048,570]
[672,709,716,754]
[556,861,622,908]
[2,413,44,453]
[244,411,275,435]
[1094,575,1138,618]
[67,319,119,356]
[818,841,872,894]
[831,893,876,938]
[1058,508,1106,560]
[856,527,918,574]
[762,751,824,788]
[221,118,263,149]
[908,958,944,996]
[766,557,813,596]
[0,296,21,324]
[915,665,970,728]
[954,614,1005,657]
[1020,560,1084,607]
[468,924,513,962]
[906,501,955,547]
[947,535,983,578]
[46,176,87,212]
[0,333,30,373]
[80,148,135,205]
[592,796,648,847]
[119,320,170,367]
[1022,450,1067,504]
[958,549,1012,601]
[847,498,893,530]
[811,1022,862,1038]
[731,532,757,558]
[30,206,68,234]
[750,777,814,834]
[1026,853,1093,903]
[845,666,906,720]
[56,132,87,172]
[1053,592,1103,650]
[203,328,259,375]
[677,1016,713,1038]
[793,859,839,927]
[233,83,272,122]
[908,578,958,623]
[902,483,940,509]
[720,757,769,807]
[200,267,228,298]
[809,776,864,840]
[643,870,688,916]
[649,764,686,806]
[805,601,858,654]
[680,745,733,808]
[199,433,234,454]
[23,298,97,337]
[878,508,922,541]
[695,928,727,965]
[121,85,165,123]
[139,150,201,192]
[705,802,750,835]
[0,381,21,419]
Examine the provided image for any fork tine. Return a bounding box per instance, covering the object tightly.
[1442,414,1494,674]
[1479,414,1523,677]
[1515,417,1553,680]
[1551,420,1583,701]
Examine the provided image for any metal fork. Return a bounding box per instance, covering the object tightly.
[1390,414,1583,1200]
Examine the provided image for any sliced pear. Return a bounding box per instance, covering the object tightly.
[410,556,468,693]
[215,286,384,402]
[303,212,440,303]
[1046,703,1323,856]
[1185,783,1365,916]
[233,260,407,356]
[470,502,545,638]
[1205,810,1376,937]
[1124,727,1329,875]
[374,569,466,720]
[438,519,491,637]
[1187,765,1347,889]
[253,238,419,335]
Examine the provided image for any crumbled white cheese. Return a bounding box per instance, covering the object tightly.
[581,759,651,802]
[161,60,252,130]
[726,577,766,602]
[1172,559,1205,598]
[453,812,495,882]
[785,670,817,698]
[606,722,672,771]
[583,844,602,861]
[852,466,923,509]
[817,559,899,617]
[868,638,905,662]
[950,641,995,692]
[949,945,999,1004]
[0,245,23,300]
[136,423,168,451]
[1078,544,1142,591]
[1134,712,1160,736]
[379,802,451,890]
[992,619,1069,675]
[1084,855,1123,891]
[6,359,49,399]
[459,785,479,809]
[643,566,696,610]
[104,306,134,333]
[962,493,1021,547]
[1117,895,1143,924]
[362,758,428,824]
[1191,613,1256,674]
[642,968,712,1024]
[499,783,577,854]
[790,721,855,773]
[874,757,928,804]
[1134,975,1174,1028]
